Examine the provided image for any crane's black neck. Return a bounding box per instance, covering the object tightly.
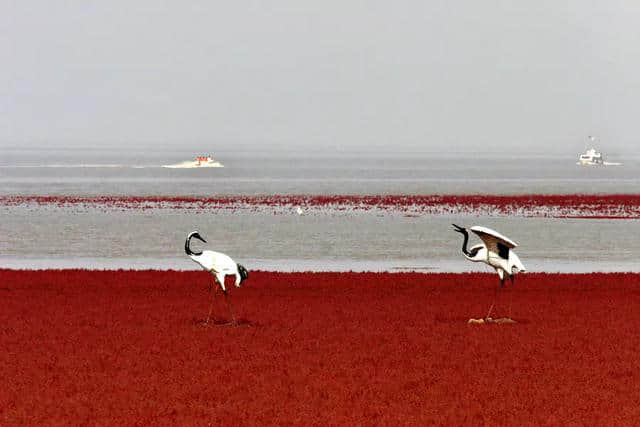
[459,229,471,256]
[185,235,202,256]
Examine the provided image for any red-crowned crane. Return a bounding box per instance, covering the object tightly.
[185,231,249,325]
[452,224,526,321]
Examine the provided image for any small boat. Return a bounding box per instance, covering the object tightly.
[576,136,622,166]
[162,155,224,169]
[577,147,604,166]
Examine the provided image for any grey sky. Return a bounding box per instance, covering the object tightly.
[2,1,639,153]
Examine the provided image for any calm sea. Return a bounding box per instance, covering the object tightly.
[1,147,639,272]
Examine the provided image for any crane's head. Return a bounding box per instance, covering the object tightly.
[188,231,207,244]
[452,224,466,234]
[185,231,206,256]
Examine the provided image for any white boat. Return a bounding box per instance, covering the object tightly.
[577,147,604,166]
[162,155,224,169]
[576,135,622,166]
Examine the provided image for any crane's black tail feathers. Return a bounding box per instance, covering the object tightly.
[237,264,249,283]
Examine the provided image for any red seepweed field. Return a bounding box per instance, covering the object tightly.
[2,270,640,424]
[4,194,640,218]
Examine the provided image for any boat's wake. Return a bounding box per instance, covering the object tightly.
[162,163,224,169]
[575,161,623,166]
[0,164,160,168]
[1,163,225,169]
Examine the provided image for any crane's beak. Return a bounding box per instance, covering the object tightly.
[193,232,207,243]
[452,224,465,233]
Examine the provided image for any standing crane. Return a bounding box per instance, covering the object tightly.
[452,224,526,321]
[185,231,249,325]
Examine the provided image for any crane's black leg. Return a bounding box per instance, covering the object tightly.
[486,299,494,320]
[508,275,515,319]
[205,281,218,324]
[486,280,502,320]
[223,290,237,326]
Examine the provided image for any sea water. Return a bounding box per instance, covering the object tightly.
[1,147,639,272]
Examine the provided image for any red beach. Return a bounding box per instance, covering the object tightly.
[2,270,640,424]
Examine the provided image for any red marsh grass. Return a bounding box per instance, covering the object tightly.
[2,270,640,424]
[3,194,640,218]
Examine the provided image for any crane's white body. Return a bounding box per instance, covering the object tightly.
[185,231,248,293]
[454,224,525,282]
[189,250,244,291]
[185,231,249,324]
[464,226,526,279]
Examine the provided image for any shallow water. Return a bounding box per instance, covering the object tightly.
[2,148,638,271]
[1,204,638,272]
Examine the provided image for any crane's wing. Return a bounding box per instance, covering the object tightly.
[470,226,518,260]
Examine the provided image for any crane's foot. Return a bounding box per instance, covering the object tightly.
[207,318,240,326]
[195,317,252,327]
[216,318,237,326]
[492,317,517,324]
[467,317,517,324]
[193,317,213,326]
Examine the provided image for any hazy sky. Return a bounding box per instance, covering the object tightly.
[2,1,639,153]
